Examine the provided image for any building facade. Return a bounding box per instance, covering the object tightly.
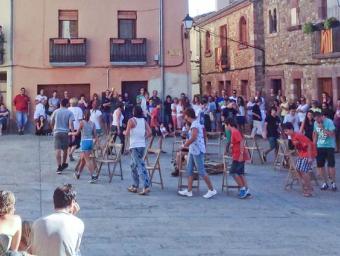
[0,0,13,109]
[9,0,190,122]
[196,0,265,98]
[264,0,340,104]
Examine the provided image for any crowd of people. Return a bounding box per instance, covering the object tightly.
[2,86,339,198]
[0,186,83,256]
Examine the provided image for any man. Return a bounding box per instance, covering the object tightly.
[149,90,161,113]
[101,90,112,134]
[35,88,48,104]
[297,97,309,125]
[214,91,224,131]
[33,98,47,121]
[229,90,238,102]
[63,90,70,106]
[68,98,83,162]
[250,98,263,137]
[13,87,30,135]
[268,88,277,108]
[51,98,74,174]
[313,111,337,191]
[48,90,60,115]
[31,184,84,256]
[283,105,299,132]
[263,107,281,162]
[136,88,147,116]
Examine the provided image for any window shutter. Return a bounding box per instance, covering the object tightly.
[118,11,137,20]
[70,21,78,38]
[59,10,78,21]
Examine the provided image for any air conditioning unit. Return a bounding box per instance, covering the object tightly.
[154,54,160,62]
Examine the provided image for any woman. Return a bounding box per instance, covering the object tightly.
[300,110,314,141]
[90,101,103,135]
[164,95,173,131]
[207,96,217,131]
[89,93,100,110]
[321,102,334,119]
[78,94,88,112]
[124,106,152,195]
[176,98,184,130]
[35,115,45,136]
[71,110,98,183]
[171,98,178,130]
[236,96,246,133]
[191,95,201,117]
[0,191,22,253]
[112,103,125,152]
[310,100,321,113]
[178,108,217,198]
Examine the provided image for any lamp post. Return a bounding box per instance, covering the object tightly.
[182,14,194,38]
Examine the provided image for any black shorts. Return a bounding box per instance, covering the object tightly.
[316,148,335,168]
[229,160,245,176]
[69,133,81,148]
[54,133,69,151]
[152,127,162,137]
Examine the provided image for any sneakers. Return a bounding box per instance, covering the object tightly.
[239,187,251,199]
[69,155,75,162]
[56,165,63,175]
[203,189,217,199]
[178,189,193,197]
[89,175,98,184]
[61,163,68,171]
[331,182,337,192]
[262,153,267,162]
[320,183,329,191]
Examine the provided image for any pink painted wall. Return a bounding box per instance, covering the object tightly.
[12,0,189,105]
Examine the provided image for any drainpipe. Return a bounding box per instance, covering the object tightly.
[106,68,110,90]
[8,0,14,113]
[159,0,165,119]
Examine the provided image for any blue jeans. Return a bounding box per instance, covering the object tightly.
[187,152,207,177]
[16,111,28,130]
[130,147,150,188]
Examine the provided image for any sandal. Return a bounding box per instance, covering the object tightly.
[138,187,150,196]
[74,170,80,180]
[127,186,138,193]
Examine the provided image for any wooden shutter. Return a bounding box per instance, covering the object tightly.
[69,21,78,38]
[240,17,247,44]
[205,32,211,54]
[59,10,78,21]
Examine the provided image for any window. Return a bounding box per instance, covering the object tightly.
[58,10,78,38]
[225,81,232,96]
[219,25,227,48]
[293,79,302,100]
[271,79,282,95]
[269,9,278,34]
[239,17,248,47]
[205,31,211,56]
[241,80,249,98]
[118,11,137,39]
[326,0,340,20]
[290,0,299,26]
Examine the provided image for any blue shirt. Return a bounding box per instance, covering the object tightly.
[313,118,336,148]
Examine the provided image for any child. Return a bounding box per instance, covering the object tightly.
[282,122,317,197]
[160,123,169,138]
[35,115,45,136]
[225,117,251,199]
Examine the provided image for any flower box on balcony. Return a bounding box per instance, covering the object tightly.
[111,39,125,44]
[131,39,144,44]
[53,38,69,44]
[70,38,85,44]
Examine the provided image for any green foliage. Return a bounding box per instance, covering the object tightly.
[303,22,315,34]
[324,17,339,30]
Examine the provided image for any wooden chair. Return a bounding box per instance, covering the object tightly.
[96,143,123,183]
[172,130,184,161]
[206,132,223,158]
[222,155,239,194]
[274,139,294,171]
[177,151,200,192]
[143,148,164,189]
[244,135,264,164]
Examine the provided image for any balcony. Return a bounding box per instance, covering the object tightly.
[110,38,147,65]
[49,38,87,66]
[312,26,340,59]
[215,47,229,72]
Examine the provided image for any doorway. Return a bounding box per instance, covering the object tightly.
[318,78,333,101]
[122,81,148,105]
[293,79,302,100]
[225,80,231,96]
[0,72,7,105]
[271,79,282,95]
[241,80,249,99]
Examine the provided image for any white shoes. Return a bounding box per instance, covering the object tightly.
[178,189,193,197]
[203,189,217,199]
[178,189,217,199]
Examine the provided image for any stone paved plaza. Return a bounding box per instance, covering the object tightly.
[0,135,340,256]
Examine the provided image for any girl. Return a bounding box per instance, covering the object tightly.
[176,99,184,130]
[124,106,152,195]
[300,110,314,141]
[35,115,45,136]
[71,110,98,183]
[90,101,103,136]
[112,103,125,152]
[236,96,246,133]
[171,97,178,130]
[178,108,217,198]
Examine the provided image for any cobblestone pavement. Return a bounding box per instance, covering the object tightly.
[0,135,340,256]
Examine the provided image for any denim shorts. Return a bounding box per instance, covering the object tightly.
[187,153,207,177]
[80,139,93,152]
[268,137,278,149]
[229,160,245,176]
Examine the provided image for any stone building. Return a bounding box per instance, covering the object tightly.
[263,0,340,104]
[195,0,265,98]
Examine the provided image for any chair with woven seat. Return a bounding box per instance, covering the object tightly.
[143,148,164,189]
[96,143,123,183]
[221,155,239,194]
[244,135,264,164]
[274,139,294,171]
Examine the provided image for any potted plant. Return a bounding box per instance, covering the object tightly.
[303,22,315,34]
[324,17,340,29]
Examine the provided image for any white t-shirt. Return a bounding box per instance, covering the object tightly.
[31,211,84,256]
[90,109,102,130]
[297,104,309,123]
[112,109,124,127]
[35,94,48,103]
[237,106,245,117]
[283,113,300,132]
[68,107,83,130]
[171,103,177,116]
[246,102,255,116]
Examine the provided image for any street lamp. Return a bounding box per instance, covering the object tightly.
[183,14,194,38]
